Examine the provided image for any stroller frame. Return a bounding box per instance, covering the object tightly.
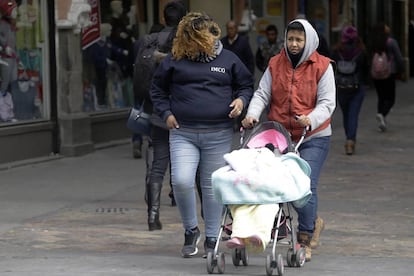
[207,121,308,275]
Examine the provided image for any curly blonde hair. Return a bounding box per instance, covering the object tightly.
[172,12,221,60]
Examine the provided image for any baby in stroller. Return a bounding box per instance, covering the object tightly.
[212,121,312,253]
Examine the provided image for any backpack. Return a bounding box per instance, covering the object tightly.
[133,31,170,105]
[335,53,359,90]
[370,51,391,80]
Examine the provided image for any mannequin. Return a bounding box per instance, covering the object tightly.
[16,0,38,49]
[110,0,123,18]
[0,0,18,93]
[109,0,132,79]
[127,4,139,40]
[90,23,113,107]
[83,22,128,109]
[109,1,127,47]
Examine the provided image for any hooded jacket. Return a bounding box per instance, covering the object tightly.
[246,19,336,142]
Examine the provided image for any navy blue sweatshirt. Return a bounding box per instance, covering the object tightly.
[151,49,254,129]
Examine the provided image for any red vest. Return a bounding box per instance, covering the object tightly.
[267,49,331,142]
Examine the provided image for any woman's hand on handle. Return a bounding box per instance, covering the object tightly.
[242,117,258,129]
[295,114,311,128]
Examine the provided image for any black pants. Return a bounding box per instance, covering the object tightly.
[373,75,396,117]
[148,125,170,186]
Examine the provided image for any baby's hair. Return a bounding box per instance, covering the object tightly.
[265,143,275,152]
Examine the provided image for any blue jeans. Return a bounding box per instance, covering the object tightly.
[169,128,233,238]
[337,86,365,140]
[296,136,330,234]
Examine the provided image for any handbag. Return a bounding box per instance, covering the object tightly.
[126,102,151,135]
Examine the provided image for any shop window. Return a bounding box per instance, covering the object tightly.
[0,0,47,124]
[81,0,137,112]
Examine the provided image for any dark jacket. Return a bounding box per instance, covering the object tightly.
[151,49,254,129]
[221,34,255,75]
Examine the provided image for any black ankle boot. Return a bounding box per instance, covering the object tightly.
[147,182,162,231]
[148,208,162,231]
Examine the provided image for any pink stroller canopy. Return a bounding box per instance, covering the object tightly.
[246,129,288,153]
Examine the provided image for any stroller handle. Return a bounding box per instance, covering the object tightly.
[294,126,309,153]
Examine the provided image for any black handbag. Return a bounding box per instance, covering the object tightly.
[126,102,151,135]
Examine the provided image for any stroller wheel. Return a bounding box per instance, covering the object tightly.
[265,254,274,276]
[295,247,306,267]
[231,249,241,266]
[240,248,248,266]
[276,253,284,276]
[217,252,226,274]
[206,251,215,274]
[286,248,294,267]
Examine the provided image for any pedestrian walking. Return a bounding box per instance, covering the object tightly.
[242,18,336,262]
[331,25,368,155]
[133,1,187,231]
[221,20,255,75]
[255,24,283,72]
[151,12,254,258]
[370,22,405,132]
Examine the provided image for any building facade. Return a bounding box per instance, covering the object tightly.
[0,0,410,165]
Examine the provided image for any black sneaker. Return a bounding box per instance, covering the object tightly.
[181,227,201,258]
[202,237,217,258]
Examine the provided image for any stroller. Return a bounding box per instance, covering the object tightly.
[207,121,310,275]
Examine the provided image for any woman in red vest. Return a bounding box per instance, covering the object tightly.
[242,19,336,262]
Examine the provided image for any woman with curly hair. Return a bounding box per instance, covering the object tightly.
[151,12,254,258]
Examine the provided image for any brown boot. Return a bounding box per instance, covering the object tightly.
[297,232,312,262]
[345,140,355,155]
[310,216,325,249]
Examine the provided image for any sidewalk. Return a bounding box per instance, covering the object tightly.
[0,79,413,275]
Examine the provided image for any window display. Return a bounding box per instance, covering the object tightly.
[0,0,45,123]
[82,0,135,112]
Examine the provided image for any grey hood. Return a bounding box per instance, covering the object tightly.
[284,19,319,66]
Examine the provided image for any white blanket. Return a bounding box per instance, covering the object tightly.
[212,148,312,207]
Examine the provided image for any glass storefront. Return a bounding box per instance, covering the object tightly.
[81,0,137,113]
[0,0,48,124]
